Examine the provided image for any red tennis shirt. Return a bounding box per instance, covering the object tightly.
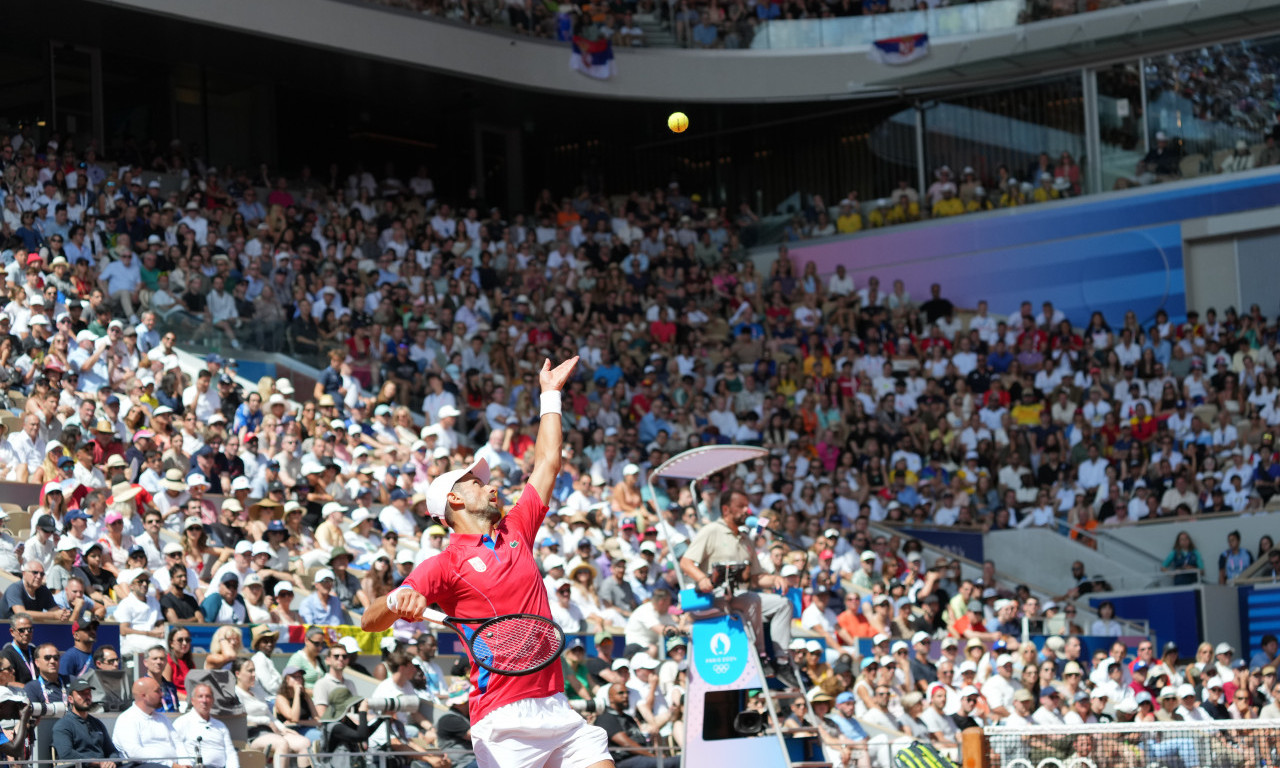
[402,484,563,724]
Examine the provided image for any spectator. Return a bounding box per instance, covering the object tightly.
[52,680,120,766]
[113,677,184,763]
[174,682,240,768]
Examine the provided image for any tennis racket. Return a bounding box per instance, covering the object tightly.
[420,608,565,676]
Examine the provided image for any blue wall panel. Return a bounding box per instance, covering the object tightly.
[1091,590,1200,652]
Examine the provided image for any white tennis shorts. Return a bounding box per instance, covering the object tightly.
[471,693,612,768]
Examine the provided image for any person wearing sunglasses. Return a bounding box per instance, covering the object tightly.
[23,643,68,704]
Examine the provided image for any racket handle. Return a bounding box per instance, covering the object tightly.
[421,608,448,624]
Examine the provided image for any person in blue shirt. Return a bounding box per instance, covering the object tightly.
[637,401,674,444]
[827,692,870,742]
[233,391,264,436]
[59,619,98,678]
[1250,634,1279,671]
[297,568,350,626]
[200,571,248,623]
[593,354,623,388]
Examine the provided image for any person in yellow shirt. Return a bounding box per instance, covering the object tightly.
[836,199,864,234]
[932,184,964,218]
[999,179,1024,208]
[868,199,890,228]
[1032,173,1060,204]
[965,187,992,213]
[885,194,919,226]
[1010,389,1044,426]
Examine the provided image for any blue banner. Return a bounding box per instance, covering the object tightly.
[899,527,984,563]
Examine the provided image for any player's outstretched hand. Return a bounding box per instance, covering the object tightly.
[540,356,578,393]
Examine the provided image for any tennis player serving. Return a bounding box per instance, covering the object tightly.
[364,356,614,768]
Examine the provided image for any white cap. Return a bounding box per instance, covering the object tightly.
[350,508,371,524]
[911,631,931,646]
[251,541,273,557]
[338,636,361,655]
[872,632,890,645]
[437,405,461,418]
[230,477,252,492]
[779,564,799,578]
[631,653,660,670]
[622,463,640,476]
[234,541,253,555]
[425,458,490,519]
[314,568,335,583]
[789,638,808,651]
[544,555,566,571]
[1206,676,1223,689]
[396,550,416,565]
[1177,683,1197,699]
[860,550,877,561]
[957,660,978,675]
[274,582,294,596]
[996,654,1015,667]
[611,658,630,671]
[322,502,347,517]
[639,541,658,555]
[958,685,980,698]
[1215,642,1234,655]
[163,542,184,555]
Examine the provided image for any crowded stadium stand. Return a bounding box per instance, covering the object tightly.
[1,1,1280,767]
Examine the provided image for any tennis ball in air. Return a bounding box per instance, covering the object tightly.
[668,112,689,133]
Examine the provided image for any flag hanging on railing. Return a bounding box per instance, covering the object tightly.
[869,32,930,65]
[570,36,617,80]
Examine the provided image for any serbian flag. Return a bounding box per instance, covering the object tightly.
[571,36,616,80]
[869,33,929,65]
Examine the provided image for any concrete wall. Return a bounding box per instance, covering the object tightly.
[92,0,1280,102]
[985,528,1161,595]
[1094,514,1279,571]
[1182,206,1280,316]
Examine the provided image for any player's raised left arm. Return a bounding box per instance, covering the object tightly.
[525,356,578,504]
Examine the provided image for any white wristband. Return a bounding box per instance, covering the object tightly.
[540,391,562,417]
[386,585,412,611]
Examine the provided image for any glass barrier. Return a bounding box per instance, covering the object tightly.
[751,0,1109,51]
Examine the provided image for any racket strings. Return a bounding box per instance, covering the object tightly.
[472,616,561,672]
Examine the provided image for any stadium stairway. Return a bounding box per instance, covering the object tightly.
[632,12,678,47]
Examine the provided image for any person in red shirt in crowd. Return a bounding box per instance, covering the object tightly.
[366,357,614,768]
[951,598,1000,643]
[1130,403,1159,444]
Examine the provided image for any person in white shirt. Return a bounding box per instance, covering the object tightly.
[368,650,433,753]
[174,682,240,768]
[623,588,678,658]
[1031,687,1066,725]
[6,414,45,482]
[112,676,184,764]
[981,654,1018,722]
[800,588,842,649]
[1076,444,1109,489]
[1174,684,1209,720]
[827,265,855,297]
[1018,492,1057,529]
[920,684,959,749]
[181,371,221,424]
[114,568,166,656]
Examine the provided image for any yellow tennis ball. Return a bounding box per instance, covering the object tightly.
[668,112,689,134]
